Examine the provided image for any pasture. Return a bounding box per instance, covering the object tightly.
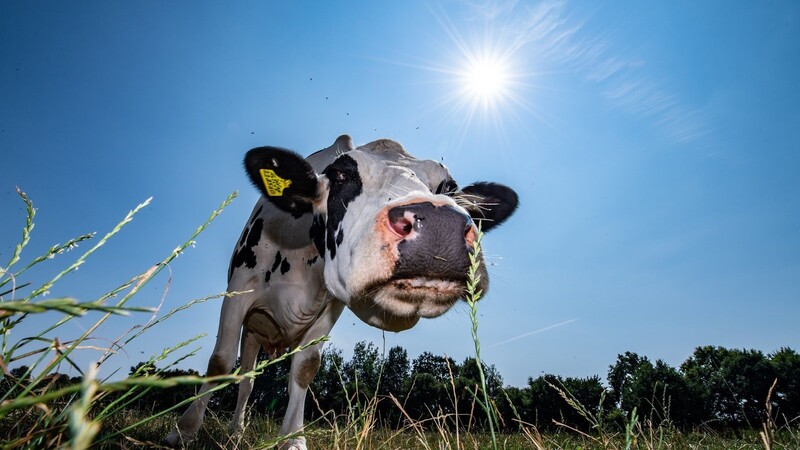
[2,190,799,449]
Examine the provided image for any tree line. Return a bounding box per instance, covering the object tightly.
[5,344,798,432]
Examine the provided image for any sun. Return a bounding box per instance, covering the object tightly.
[461,55,511,106]
[445,37,523,127]
[396,9,535,142]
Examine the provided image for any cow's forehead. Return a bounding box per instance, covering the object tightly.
[354,138,412,158]
[354,143,451,192]
[308,138,452,191]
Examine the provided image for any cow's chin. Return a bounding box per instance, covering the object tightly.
[347,277,465,332]
[374,277,464,318]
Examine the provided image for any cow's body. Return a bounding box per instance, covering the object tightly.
[165,135,518,449]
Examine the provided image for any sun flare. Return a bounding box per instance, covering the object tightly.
[398,9,535,142]
[462,55,511,105]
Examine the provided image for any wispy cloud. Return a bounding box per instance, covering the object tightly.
[466,0,712,143]
[488,318,578,348]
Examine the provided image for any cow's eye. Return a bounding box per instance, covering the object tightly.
[436,178,458,195]
[327,169,347,183]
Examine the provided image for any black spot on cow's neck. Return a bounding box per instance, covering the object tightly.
[245,219,263,252]
[307,256,318,266]
[323,155,362,260]
[228,218,264,282]
[271,251,282,273]
[309,215,326,258]
[249,205,263,225]
[336,228,344,247]
[238,226,250,247]
[280,258,291,275]
[264,270,271,283]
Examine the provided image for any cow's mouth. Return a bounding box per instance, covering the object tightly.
[364,276,465,300]
[388,277,464,295]
[355,276,466,320]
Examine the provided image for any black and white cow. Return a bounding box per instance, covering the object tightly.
[165,135,518,449]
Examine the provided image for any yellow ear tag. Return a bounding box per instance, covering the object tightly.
[259,169,293,196]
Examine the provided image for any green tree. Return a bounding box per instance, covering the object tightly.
[403,372,450,421]
[344,341,382,401]
[609,353,697,427]
[495,386,529,430]
[402,352,457,423]
[455,357,504,429]
[125,362,200,413]
[681,346,775,428]
[0,366,31,399]
[380,346,410,397]
[377,346,411,426]
[249,352,291,415]
[607,351,646,409]
[459,357,503,397]
[411,352,457,383]
[524,374,567,430]
[769,347,800,423]
[209,350,291,415]
[310,345,348,417]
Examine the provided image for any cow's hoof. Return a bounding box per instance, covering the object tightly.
[278,437,307,450]
[163,430,192,449]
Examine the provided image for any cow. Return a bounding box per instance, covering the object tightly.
[164,135,518,449]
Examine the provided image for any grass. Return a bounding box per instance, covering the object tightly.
[2,187,799,449]
[102,408,800,449]
[0,188,325,449]
[464,225,498,449]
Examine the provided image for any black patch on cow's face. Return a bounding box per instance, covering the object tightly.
[307,256,318,266]
[336,228,344,247]
[271,251,282,273]
[228,218,264,282]
[322,155,362,260]
[264,270,271,283]
[309,215,326,257]
[280,258,291,275]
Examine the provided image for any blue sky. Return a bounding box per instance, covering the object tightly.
[1,1,798,387]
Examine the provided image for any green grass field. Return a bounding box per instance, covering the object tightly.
[99,409,799,449]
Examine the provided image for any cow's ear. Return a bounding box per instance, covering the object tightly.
[457,182,519,232]
[244,146,322,217]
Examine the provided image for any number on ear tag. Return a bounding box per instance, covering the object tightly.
[260,169,293,196]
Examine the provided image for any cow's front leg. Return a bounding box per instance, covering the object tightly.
[278,300,344,450]
[164,291,251,447]
[229,328,261,441]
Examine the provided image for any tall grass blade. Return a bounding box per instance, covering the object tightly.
[464,225,498,450]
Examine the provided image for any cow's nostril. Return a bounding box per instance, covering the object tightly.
[465,225,476,246]
[389,213,414,238]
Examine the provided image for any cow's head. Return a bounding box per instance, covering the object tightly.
[244,135,518,332]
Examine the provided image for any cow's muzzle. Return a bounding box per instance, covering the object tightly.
[387,202,477,282]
